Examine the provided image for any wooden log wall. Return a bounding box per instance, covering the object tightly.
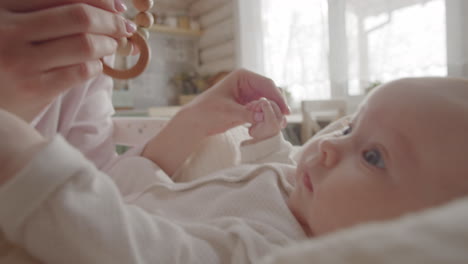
[189,0,236,75]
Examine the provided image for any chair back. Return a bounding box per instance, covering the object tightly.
[300,99,347,143]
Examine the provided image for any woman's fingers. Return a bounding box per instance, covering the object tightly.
[234,69,291,115]
[1,60,103,122]
[30,34,117,71]
[39,60,103,95]
[269,99,282,119]
[261,100,277,124]
[4,0,120,13]
[269,99,287,128]
[0,0,129,122]
[20,4,133,42]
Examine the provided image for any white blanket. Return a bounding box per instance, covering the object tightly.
[261,196,468,263]
[173,124,468,264]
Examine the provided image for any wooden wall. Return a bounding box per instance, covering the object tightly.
[189,0,236,75]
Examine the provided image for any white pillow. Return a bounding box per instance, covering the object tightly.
[260,196,468,264]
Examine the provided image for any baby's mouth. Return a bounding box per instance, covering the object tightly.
[302,172,313,192]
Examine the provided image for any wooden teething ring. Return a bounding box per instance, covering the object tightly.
[101,32,151,80]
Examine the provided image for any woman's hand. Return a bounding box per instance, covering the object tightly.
[0,110,47,186]
[0,0,135,122]
[142,69,290,176]
[181,69,290,136]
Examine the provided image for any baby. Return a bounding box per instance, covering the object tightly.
[1,77,468,263]
[249,77,468,237]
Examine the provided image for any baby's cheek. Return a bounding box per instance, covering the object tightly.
[286,171,296,186]
[300,140,320,162]
[306,190,343,236]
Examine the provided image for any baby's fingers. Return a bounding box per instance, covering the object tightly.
[265,99,287,127]
[261,99,278,125]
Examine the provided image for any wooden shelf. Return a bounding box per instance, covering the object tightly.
[149,24,202,37]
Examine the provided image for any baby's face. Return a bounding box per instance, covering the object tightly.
[288,78,468,236]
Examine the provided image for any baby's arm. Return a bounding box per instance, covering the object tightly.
[240,99,295,165]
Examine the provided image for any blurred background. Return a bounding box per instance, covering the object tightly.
[115,0,467,144]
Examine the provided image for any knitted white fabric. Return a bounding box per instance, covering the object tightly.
[173,126,250,182]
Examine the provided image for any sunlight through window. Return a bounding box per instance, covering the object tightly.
[261,0,447,102]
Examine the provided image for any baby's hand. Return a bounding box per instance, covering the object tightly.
[242,98,287,145]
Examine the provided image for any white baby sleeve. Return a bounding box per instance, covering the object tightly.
[0,137,221,264]
[240,134,296,165]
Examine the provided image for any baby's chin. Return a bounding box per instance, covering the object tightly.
[287,193,315,237]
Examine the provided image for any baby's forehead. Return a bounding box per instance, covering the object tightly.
[360,78,467,143]
[366,77,468,175]
[379,77,468,101]
[367,78,468,120]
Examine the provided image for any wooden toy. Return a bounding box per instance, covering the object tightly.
[101,0,154,79]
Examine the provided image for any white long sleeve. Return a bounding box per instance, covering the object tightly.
[240,134,296,165]
[0,137,305,264]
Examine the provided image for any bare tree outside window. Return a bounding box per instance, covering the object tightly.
[261,0,447,104]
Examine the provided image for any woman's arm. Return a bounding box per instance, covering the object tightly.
[0,110,47,185]
[142,69,289,176]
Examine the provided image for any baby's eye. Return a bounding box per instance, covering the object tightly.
[363,149,386,169]
[341,125,352,136]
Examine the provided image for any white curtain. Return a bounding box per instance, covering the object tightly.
[261,0,330,103]
[346,0,446,94]
[260,0,451,107]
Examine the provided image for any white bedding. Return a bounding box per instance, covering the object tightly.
[261,196,468,263]
[2,124,467,263]
[174,125,468,264]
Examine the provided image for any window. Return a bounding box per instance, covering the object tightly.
[261,0,447,106]
[346,0,446,95]
[261,0,330,102]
